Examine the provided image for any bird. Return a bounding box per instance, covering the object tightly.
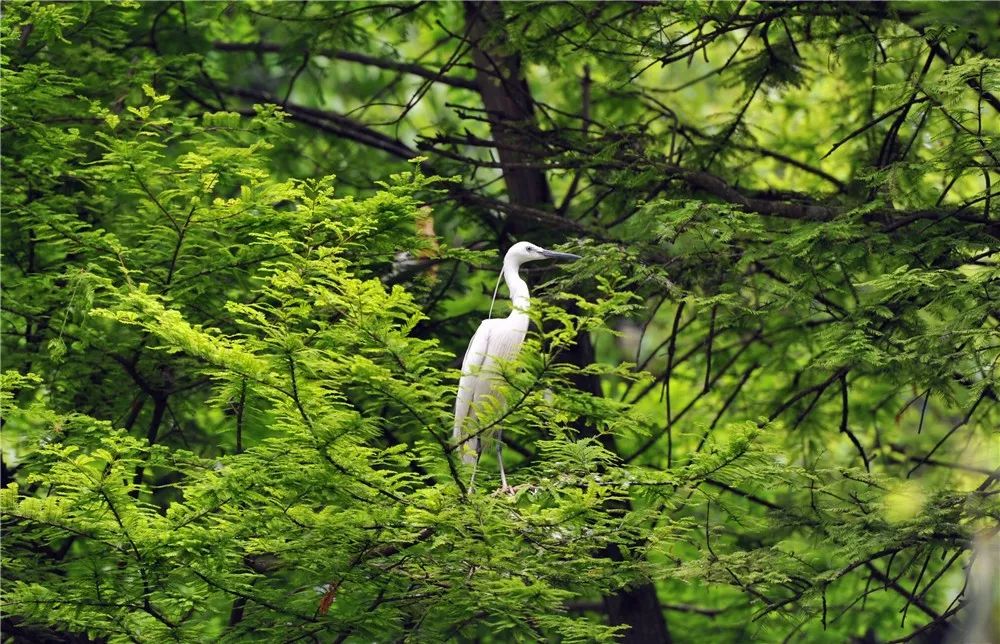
[453,241,581,493]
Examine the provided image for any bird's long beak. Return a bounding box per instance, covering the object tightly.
[539,248,581,261]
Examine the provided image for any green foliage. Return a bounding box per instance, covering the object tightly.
[2,2,998,643]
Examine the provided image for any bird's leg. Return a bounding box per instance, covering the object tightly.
[496,429,513,494]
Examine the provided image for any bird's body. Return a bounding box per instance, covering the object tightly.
[452,242,580,493]
[453,316,529,464]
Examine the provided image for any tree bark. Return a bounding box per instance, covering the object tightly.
[464,3,672,641]
[464,1,552,227]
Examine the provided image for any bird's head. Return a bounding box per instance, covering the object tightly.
[504,241,581,267]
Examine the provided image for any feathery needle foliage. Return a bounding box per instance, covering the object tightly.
[2,2,998,642]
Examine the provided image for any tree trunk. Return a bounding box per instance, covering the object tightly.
[464,3,672,642]
[465,1,552,218]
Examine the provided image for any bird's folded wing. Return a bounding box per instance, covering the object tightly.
[453,322,492,463]
[453,321,530,464]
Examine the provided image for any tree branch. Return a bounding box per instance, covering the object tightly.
[212,41,478,90]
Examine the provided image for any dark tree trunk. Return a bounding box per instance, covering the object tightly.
[464,1,552,220]
[464,3,672,642]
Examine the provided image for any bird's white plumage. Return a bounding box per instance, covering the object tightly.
[452,241,580,490]
[452,316,528,464]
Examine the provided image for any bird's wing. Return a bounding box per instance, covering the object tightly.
[453,321,493,463]
[453,319,528,464]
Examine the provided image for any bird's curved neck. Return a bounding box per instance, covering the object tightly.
[503,262,530,318]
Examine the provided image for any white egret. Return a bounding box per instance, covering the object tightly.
[453,241,580,493]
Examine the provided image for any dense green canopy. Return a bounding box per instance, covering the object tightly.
[2,2,998,642]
